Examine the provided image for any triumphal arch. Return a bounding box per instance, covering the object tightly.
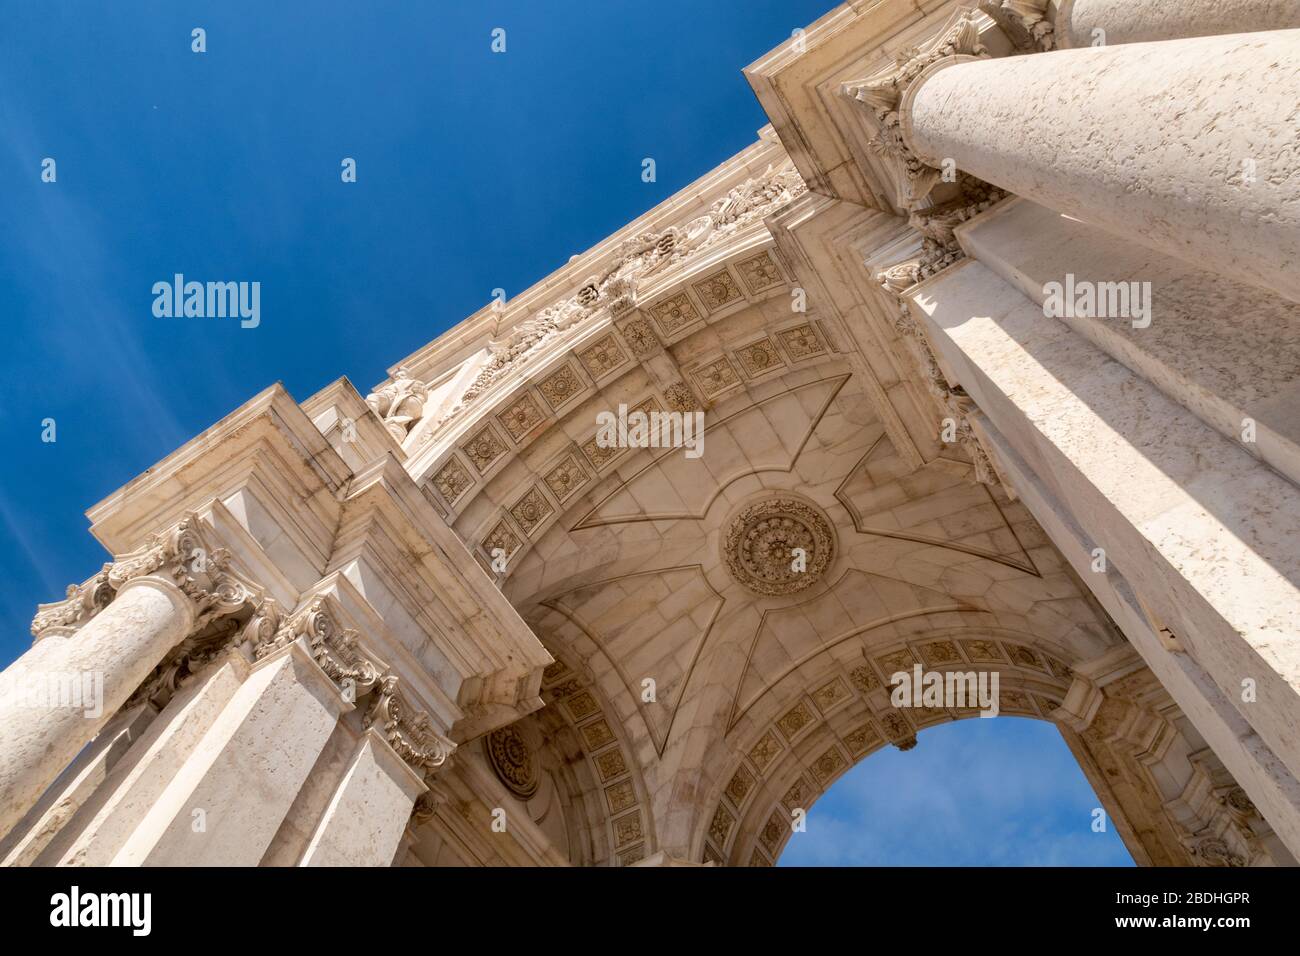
[3,0,1298,867]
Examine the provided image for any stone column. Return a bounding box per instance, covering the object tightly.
[897,29,1300,303]
[1055,0,1300,48]
[298,728,429,867]
[110,638,353,866]
[0,516,267,839]
[0,579,193,838]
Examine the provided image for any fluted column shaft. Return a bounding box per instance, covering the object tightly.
[0,577,195,837]
[900,30,1300,303]
[1056,0,1300,48]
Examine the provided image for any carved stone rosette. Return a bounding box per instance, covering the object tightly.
[31,515,263,642]
[484,724,539,798]
[722,497,836,596]
[365,674,455,777]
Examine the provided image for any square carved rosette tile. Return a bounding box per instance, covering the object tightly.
[775,321,827,362]
[646,289,705,340]
[692,267,745,313]
[536,361,589,412]
[734,249,786,295]
[733,335,787,380]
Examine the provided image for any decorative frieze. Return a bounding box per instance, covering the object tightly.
[427,161,807,434]
[543,453,591,503]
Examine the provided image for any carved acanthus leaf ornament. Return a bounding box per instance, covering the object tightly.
[846,10,987,209]
[253,595,456,789]
[31,515,263,641]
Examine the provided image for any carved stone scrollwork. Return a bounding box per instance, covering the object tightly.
[255,597,381,695]
[978,0,1055,52]
[126,603,280,712]
[30,569,115,640]
[31,515,263,642]
[365,674,456,776]
[255,595,456,786]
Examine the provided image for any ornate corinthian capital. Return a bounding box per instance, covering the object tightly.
[842,10,987,210]
[257,594,457,781]
[31,514,264,641]
[365,675,456,776]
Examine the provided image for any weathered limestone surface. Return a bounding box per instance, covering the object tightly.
[112,642,351,866]
[908,258,1300,786]
[300,730,427,867]
[901,30,1300,303]
[1056,0,1300,48]
[961,197,1300,486]
[0,578,194,838]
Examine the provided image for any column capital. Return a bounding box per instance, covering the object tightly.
[255,593,457,784]
[31,513,265,642]
[979,0,1056,52]
[842,9,989,210]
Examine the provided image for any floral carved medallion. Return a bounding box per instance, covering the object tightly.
[485,725,539,798]
[722,496,835,596]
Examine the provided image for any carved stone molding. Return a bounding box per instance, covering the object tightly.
[721,496,836,596]
[31,514,264,642]
[423,162,807,438]
[127,599,282,711]
[366,675,456,777]
[255,595,455,781]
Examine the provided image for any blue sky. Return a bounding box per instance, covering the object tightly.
[0,2,1124,866]
[779,717,1132,866]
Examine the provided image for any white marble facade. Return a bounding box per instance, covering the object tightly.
[2,0,1298,867]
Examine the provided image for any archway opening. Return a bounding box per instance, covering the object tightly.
[777,717,1134,866]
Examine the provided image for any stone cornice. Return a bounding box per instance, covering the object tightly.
[330,453,552,740]
[385,155,808,451]
[85,383,349,560]
[383,135,792,387]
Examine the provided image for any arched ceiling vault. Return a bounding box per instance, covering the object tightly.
[415,209,1125,859]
